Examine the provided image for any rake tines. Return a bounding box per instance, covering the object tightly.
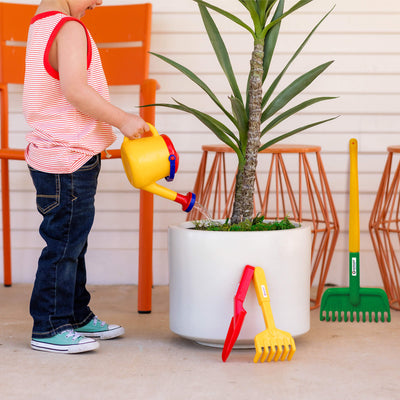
[320,286,391,323]
[321,308,391,323]
[253,267,296,363]
[254,333,296,363]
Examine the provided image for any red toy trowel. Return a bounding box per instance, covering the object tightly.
[222,265,255,362]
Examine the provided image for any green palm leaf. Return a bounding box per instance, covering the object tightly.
[263,0,284,81]
[198,4,243,102]
[261,96,337,135]
[143,100,241,153]
[262,61,334,123]
[261,0,314,37]
[193,0,254,37]
[259,116,338,151]
[260,0,280,27]
[262,6,335,108]
[150,52,237,128]
[237,0,262,32]
[257,0,268,15]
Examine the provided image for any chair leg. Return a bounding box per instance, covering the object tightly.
[1,158,11,286]
[138,190,153,313]
[138,80,158,313]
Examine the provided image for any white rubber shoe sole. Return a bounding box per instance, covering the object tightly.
[77,325,125,340]
[31,330,99,354]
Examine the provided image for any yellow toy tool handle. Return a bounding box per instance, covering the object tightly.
[146,122,158,137]
[349,138,360,253]
[253,267,276,330]
[122,122,158,147]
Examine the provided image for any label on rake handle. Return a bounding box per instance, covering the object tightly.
[261,285,268,299]
[351,257,357,276]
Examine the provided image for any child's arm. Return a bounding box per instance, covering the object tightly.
[53,20,149,139]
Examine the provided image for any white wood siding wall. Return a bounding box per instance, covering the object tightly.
[2,0,399,287]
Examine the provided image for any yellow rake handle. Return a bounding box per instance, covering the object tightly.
[253,267,276,330]
[349,138,360,253]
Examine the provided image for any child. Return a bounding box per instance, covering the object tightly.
[22,0,149,354]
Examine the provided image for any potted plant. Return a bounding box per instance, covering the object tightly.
[150,0,337,346]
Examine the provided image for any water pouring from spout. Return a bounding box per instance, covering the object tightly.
[191,201,213,222]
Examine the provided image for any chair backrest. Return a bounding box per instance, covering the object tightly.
[0,3,36,84]
[0,2,152,85]
[83,4,152,85]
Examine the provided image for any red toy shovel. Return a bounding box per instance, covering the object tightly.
[222,265,255,362]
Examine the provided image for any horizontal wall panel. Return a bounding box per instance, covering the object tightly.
[152,13,400,35]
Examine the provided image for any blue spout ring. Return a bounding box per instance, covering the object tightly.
[184,193,196,213]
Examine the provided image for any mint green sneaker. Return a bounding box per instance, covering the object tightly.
[75,316,125,340]
[31,329,99,354]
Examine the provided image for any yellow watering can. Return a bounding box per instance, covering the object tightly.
[121,123,196,212]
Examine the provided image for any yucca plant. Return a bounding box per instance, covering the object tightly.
[150,0,336,224]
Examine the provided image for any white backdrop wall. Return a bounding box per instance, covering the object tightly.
[1,0,399,287]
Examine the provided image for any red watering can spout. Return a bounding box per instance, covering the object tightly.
[175,192,196,212]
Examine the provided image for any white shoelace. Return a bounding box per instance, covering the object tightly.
[92,316,106,327]
[64,330,81,341]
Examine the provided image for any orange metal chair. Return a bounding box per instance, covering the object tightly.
[187,144,339,309]
[0,3,158,312]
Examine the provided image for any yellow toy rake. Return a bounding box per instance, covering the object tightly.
[253,267,296,362]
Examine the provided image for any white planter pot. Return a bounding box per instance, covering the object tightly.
[168,221,311,347]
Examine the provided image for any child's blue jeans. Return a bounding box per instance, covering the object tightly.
[28,154,101,339]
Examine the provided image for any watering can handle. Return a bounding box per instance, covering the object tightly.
[144,122,176,181]
[146,122,159,137]
[165,155,176,182]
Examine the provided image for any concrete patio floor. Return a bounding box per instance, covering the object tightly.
[1,284,399,399]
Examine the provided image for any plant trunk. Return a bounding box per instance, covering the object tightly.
[231,41,264,224]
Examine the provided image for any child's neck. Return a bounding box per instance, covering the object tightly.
[37,0,71,16]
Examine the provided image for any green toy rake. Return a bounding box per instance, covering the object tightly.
[320,139,391,322]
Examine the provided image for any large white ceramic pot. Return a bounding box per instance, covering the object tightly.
[168,221,311,347]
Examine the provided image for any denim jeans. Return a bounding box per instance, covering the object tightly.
[28,155,101,339]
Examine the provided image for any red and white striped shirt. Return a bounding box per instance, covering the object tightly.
[23,11,116,173]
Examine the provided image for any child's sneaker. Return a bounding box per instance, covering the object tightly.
[31,329,99,354]
[75,316,125,340]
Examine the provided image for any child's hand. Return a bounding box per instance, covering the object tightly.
[120,114,150,140]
